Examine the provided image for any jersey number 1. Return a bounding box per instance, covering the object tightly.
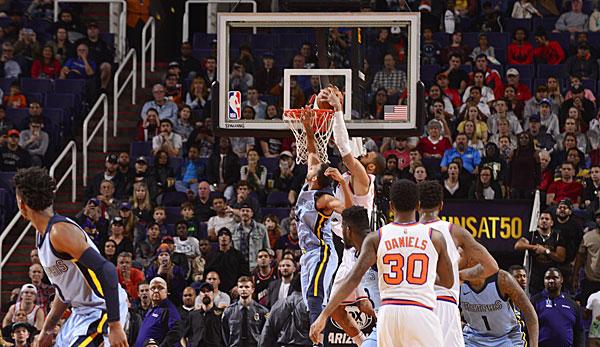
[382,253,429,285]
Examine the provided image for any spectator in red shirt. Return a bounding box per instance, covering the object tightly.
[436,72,461,108]
[504,68,532,103]
[417,119,453,159]
[472,54,504,99]
[31,45,62,79]
[533,31,566,65]
[538,150,553,192]
[380,137,410,169]
[117,251,145,300]
[546,162,583,206]
[507,28,534,65]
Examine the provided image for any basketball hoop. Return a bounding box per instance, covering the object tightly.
[284,108,335,164]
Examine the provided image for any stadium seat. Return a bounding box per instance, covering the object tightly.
[493,48,506,65]
[548,32,570,51]
[487,32,510,49]
[251,33,275,50]
[192,33,216,49]
[507,64,534,80]
[537,64,564,79]
[24,92,44,105]
[533,17,558,33]
[54,79,87,96]
[583,79,597,94]
[421,64,440,83]
[259,157,279,174]
[45,93,76,111]
[130,141,152,159]
[503,18,532,33]
[198,222,208,239]
[192,49,211,61]
[266,191,289,207]
[6,108,29,130]
[0,172,16,215]
[161,191,188,207]
[260,207,290,222]
[100,32,115,47]
[21,78,53,94]
[588,32,600,48]
[432,32,448,47]
[165,207,182,224]
[169,157,184,177]
[0,78,15,92]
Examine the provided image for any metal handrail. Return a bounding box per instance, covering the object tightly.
[113,48,137,136]
[82,94,109,186]
[54,0,127,61]
[182,0,257,42]
[141,17,156,88]
[0,140,76,300]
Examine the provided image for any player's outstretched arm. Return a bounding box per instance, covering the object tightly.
[320,167,353,214]
[452,224,499,281]
[320,87,370,195]
[34,294,69,347]
[498,270,539,347]
[431,229,454,289]
[50,223,128,347]
[301,108,321,168]
[309,231,379,343]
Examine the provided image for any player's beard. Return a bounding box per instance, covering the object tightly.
[202,296,212,305]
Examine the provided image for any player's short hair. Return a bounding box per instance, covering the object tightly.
[315,163,332,188]
[508,264,526,273]
[237,275,254,287]
[14,167,56,211]
[417,180,443,210]
[342,206,370,235]
[372,152,386,175]
[389,179,419,212]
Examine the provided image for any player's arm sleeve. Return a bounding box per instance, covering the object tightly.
[78,247,122,322]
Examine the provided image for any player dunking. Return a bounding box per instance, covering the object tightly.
[295,108,352,327]
[319,86,384,345]
[310,179,454,346]
[417,180,500,347]
[14,167,128,347]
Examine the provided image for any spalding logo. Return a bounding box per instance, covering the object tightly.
[330,305,373,330]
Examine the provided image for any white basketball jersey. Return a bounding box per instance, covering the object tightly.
[332,172,375,238]
[377,222,439,309]
[423,219,461,302]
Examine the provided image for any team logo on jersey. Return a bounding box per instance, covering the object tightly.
[228,91,241,120]
[330,305,373,330]
[45,260,68,277]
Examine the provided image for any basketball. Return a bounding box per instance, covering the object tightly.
[317,87,344,110]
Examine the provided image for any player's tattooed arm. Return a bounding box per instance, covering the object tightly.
[452,224,499,281]
[431,229,454,289]
[498,270,539,347]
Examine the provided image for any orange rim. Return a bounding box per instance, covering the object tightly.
[284,108,334,132]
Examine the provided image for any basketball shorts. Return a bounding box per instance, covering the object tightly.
[55,288,128,346]
[463,327,525,347]
[300,244,339,306]
[433,298,465,347]
[331,248,368,304]
[377,304,443,347]
[363,326,377,347]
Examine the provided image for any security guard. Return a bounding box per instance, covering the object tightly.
[222,276,269,347]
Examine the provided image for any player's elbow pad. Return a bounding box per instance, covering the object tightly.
[78,247,121,322]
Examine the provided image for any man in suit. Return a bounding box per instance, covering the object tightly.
[266,257,297,308]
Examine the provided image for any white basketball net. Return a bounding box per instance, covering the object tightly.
[283,109,334,164]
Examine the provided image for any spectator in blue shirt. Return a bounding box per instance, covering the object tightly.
[134,276,182,347]
[60,42,96,79]
[441,133,482,174]
[531,268,584,347]
[175,144,206,195]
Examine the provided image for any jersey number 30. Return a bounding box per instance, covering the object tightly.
[382,253,429,285]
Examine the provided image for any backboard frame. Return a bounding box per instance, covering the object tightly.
[213,12,423,138]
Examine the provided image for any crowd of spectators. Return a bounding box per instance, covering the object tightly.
[8,0,600,346]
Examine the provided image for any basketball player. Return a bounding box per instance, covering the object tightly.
[296,108,352,325]
[461,270,539,347]
[417,180,500,347]
[13,167,128,347]
[319,87,384,345]
[310,179,454,346]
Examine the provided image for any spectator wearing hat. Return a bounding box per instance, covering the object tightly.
[524,85,550,123]
[109,216,134,256]
[232,202,270,272]
[164,71,183,105]
[515,211,567,295]
[527,98,560,137]
[175,42,201,79]
[135,222,162,268]
[503,68,532,102]
[0,129,31,171]
[1,284,44,332]
[195,270,231,309]
[565,43,598,80]
[254,52,281,95]
[205,228,250,293]
[555,0,589,33]
[117,251,145,300]
[118,201,135,240]
[85,153,125,201]
[134,277,182,347]
[533,31,566,65]
[527,115,556,151]
[183,281,225,347]
[152,119,182,157]
[141,83,179,124]
[273,150,303,202]
[8,322,35,347]
[27,263,53,311]
[553,198,584,284]
[74,22,113,92]
[574,210,600,307]
[145,243,187,306]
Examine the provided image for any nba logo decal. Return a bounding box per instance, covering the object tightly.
[228,91,241,120]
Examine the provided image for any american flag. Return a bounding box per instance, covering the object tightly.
[384,105,408,121]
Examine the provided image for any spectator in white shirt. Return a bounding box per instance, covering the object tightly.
[241,87,267,120]
[152,119,183,157]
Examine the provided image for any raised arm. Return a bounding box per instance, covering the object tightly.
[431,229,454,289]
[301,108,321,168]
[451,223,499,281]
[498,270,539,347]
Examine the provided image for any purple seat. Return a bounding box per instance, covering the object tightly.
[24,92,44,104]
[0,78,15,92]
[6,108,29,130]
[161,191,188,207]
[192,49,211,61]
[487,32,510,49]
[198,222,208,240]
[266,191,289,207]
[260,207,290,222]
[165,207,182,224]
[130,141,152,158]
[507,64,534,80]
[503,18,532,33]
[192,33,216,49]
[533,17,558,33]
[583,79,597,93]
[250,34,274,50]
[169,157,184,177]
[548,32,570,51]
[100,32,115,47]
[44,93,76,111]
[54,79,86,96]
[537,64,564,79]
[421,64,440,83]
[21,78,53,94]
[259,157,279,174]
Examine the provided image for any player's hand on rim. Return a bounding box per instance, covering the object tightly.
[300,107,314,131]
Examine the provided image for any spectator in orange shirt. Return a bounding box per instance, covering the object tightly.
[533,31,566,65]
[3,82,27,109]
[117,251,145,300]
